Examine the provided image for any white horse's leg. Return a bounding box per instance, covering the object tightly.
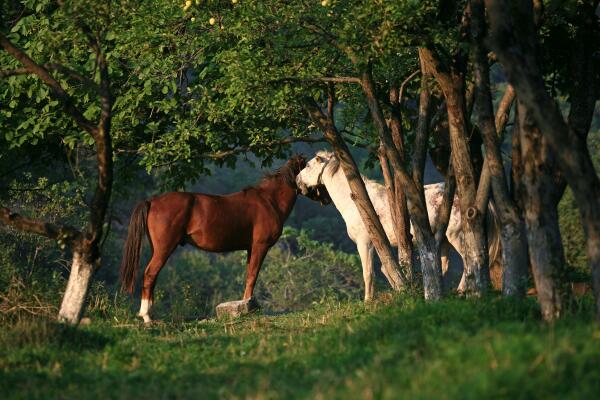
[357,239,375,302]
[440,239,450,276]
[447,231,467,293]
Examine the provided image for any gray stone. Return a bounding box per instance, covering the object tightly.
[215,297,259,318]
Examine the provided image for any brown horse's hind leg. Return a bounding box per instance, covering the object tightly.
[243,243,270,300]
[138,253,169,323]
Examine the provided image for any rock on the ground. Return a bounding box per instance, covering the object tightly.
[215,297,259,318]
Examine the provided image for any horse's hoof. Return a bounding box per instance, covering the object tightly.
[138,314,153,324]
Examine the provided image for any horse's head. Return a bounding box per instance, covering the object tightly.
[287,154,307,176]
[296,151,334,205]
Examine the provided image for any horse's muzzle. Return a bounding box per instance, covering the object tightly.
[301,184,332,206]
[296,180,309,195]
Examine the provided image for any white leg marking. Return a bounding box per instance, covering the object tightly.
[138,298,153,323]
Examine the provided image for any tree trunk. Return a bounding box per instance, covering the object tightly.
[475,85,516,214]
[471,0,528,297]
[388,83,415,281]
[360,69,442,300]
[434,163,456,245]
[57,248,96,324]
[379,147,413,283]
[412,53,432,195]
[304,99,406,290]
[420,47,489,295]
[487,0,600,319]
[518,101,572,319]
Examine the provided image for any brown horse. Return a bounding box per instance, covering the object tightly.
[120,156,306,322]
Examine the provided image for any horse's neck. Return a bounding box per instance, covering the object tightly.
[323,169,363,221]
[259,179,297,219]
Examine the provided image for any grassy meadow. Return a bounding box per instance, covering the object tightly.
[1,294,599,399]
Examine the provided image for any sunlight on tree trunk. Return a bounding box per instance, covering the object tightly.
[58,250,96,324]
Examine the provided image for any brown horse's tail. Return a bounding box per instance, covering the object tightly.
[120,200,150,293]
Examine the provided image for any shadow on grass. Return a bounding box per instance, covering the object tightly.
[0,317,115,352]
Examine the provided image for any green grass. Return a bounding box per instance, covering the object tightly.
[1,295,599,399]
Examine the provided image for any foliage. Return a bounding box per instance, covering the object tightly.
[1,294,599,399]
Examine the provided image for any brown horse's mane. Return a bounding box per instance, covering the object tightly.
[243,159,298,192]
[260,163,297,187]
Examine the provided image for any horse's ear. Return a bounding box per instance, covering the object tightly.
[299,155,306,168]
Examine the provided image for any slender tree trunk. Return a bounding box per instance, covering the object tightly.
[412,52,433,196]
[475,85,516,214]
[434,163,456,246]
[420,48,489,295]
[393,174,414,277]
[305,99,407,290]
[388,82,415,280]
[379,147,413,283]
[487,0,600,319]
[471,0,528,297]
[429,101,452,177]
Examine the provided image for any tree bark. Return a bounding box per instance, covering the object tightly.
[57,249,96,324]
[434,163,456,246]
[518,101,572,319]
[304,99,407,290]
[388,81,415,282]
[487,0,600,319]
[412,51,433,194]
[470,0,528,297]
[566,0,598,143]
[420,47,489,295]
[360,69,442,300]
[379,146,413,283]
[475,85,515,214]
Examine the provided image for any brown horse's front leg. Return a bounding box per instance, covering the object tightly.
[243,243,270,300]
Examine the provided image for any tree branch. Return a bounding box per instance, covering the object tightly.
[0,63,100,92]
[83,26,113,246]
[398,70,420,103]
[0,34,97,134]
[0,207,81,243]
